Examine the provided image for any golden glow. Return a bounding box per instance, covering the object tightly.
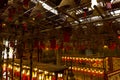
[16,67,20,72]
[3,64,6,67]
[2,23,6,27]
[39,69,43,72]
[33,72,37,77]
[27,70,30,75]
[58,73,63,77]
[8,64,12,69]
[32,18,35,21]
[45,47,49,51]
[22,70,25,74]
[44,71,48,74]
[103,45,108,49]
[34,68,38,71]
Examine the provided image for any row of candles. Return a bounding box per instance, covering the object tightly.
[2,63,60,80]
[62,56,104,63]
[69,66,104,76]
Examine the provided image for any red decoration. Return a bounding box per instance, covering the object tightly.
[8,7,16,21]
[22,22,27,31]
[118,35,120,39]
[36,13,42,19]
[14,71,20,77]
[59,42,64,49]
[63,32,70,42]
[22,74,28,80]
[55,44,59,50]
[32,77,37,80]
[84,11,87,18]
[109,42,116,50]
[40,41,45,49]
[106,2,112,9]
[23,0,30,9]
[83,7,88,18]
[65,45,72,50]
[50,38,56,49]
[34,40,39,49]
[10,41,15,47]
